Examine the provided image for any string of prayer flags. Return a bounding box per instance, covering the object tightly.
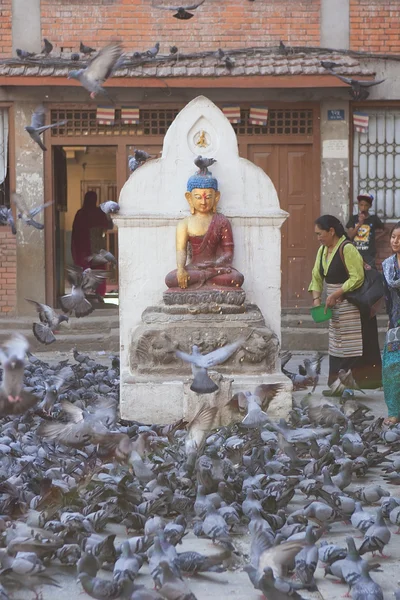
[353,112,369,133]
[222,106,241,124]
[121,107,140,124]
[249,107,269,126]
[96,107,115,125]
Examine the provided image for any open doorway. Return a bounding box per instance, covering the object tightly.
[54,145,118,307]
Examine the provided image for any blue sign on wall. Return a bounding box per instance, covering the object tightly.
[328,109,345,121]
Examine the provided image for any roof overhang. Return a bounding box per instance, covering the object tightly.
[0,74,376,88]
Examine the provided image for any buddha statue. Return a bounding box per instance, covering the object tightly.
[165,167,244,293]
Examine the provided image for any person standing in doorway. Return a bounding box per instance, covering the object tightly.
[346,193,385,267]
[71,191,113,299]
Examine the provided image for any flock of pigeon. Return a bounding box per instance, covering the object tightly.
[0,332,397,599]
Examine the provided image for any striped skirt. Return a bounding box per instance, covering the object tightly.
[327,283,363,358]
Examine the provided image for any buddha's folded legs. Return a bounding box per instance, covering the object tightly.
[165,266,244,289]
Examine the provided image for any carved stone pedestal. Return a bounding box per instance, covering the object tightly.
[120,303,292,424]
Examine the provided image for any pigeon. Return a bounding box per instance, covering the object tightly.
[330,369,365,396]
[321,60,342,70]
[245,564,306,600]
[88,249,117,267]
[0,334,38,414]
[71,53,80,61]
[351,561,383,600]
[176,339,243,394]
[0,206,16,234]
[11,193,53,230]
[26,298,69,345]
[78,572,123,599]
[24,105,67,151]
[146,42,160,58]
[128,156,142,173]
[241,392,270,428]
[99,201,120,214]
[154,0,205,20]
[342,421,365,457]
[170,46,179,54]
[80,41,96,55]
[194,155,217,174]
[294,525,318,588]
[185,404,217,456]
[298,353,323,391]
[68,42,123,100]
[60,266,107,318]
[359,508,391,557]
[134,149,153,163]
[351,503,375,534]
[16,48,35,59]
[41,38,53,56]
[328,71,386,100]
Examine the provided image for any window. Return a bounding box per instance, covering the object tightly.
[353,108,400,220]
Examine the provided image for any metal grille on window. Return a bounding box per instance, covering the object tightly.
[233,109,313,135]
[353,109,400,220]
[51,108,313,138]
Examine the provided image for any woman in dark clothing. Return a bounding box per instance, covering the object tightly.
[71,191,113,298]
[308,214,381,390]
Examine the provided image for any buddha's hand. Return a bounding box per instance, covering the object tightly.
[177,267,189,289]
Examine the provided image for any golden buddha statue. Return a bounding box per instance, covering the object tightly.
[165,167,244,291]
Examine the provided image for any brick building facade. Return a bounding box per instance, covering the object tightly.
[0,0,399,316]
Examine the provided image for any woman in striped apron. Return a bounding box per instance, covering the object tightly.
[309,215,381,392]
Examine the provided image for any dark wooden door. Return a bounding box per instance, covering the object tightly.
[248,144,318,308]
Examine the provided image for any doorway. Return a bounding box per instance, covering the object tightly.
[53,145,118,306]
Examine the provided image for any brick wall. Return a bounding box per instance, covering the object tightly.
[0,227,16,314]
[41,0,320,53]
[0,0,12,58]
[350,0,400,53]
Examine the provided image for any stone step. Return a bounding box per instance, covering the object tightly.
[281,326,387,352]
[281,312,388,329]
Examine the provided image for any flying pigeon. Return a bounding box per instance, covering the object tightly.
[0,334,38,414]
[154,0,206,20]
[68,42,123,101]
[60,265,107,318]
[176,339,243,394]
[11,193,53,230]
[328,71,386,100]
[25,105,67,151]
[88,249,117,266]
[25,299,69,345]
[0,206,16,234]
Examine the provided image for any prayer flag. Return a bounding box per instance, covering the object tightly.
[96,107,115,125]
[222,106,241,124]
[121,107,140,124]
[353,112,369,133]
[249,107,269,126]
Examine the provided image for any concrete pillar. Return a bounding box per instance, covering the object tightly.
[14,102,46,314]
[12,0,41,54]
[321,0,350,49]
[320,98,351,224]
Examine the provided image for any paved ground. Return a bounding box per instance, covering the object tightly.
[9,349,400,600]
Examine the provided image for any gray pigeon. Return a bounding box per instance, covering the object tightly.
[351,561,383,600]
[88,249,117,266]
[342,421,365,457]
[25,299,69,345]
[241,392,270,428]
[128,156,141,173]
[11,193,53,230]
[194,155,217,174]
[328,71,386,100]
[351,502,375,534]
[294,525,318,588]
[67,42,123,100]
[154,0,205,20]
[176,339,243,394]
[25,106,67,151]
[146,42,160,58]
[80,41,96,55]
[359,508,391,557]
[41,38,53,56]
[0,206,16,234]
[99,201,120,214]
[0,334,38,415]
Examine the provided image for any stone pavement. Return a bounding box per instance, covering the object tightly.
[11,349,400,600]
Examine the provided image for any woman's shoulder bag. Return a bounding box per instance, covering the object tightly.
[339,241,384,319]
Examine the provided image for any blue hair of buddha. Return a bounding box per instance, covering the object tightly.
[187,170,218,192]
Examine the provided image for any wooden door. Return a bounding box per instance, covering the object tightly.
[248,144,317,307]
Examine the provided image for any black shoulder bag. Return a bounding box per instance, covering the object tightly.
[339,241,384,319]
